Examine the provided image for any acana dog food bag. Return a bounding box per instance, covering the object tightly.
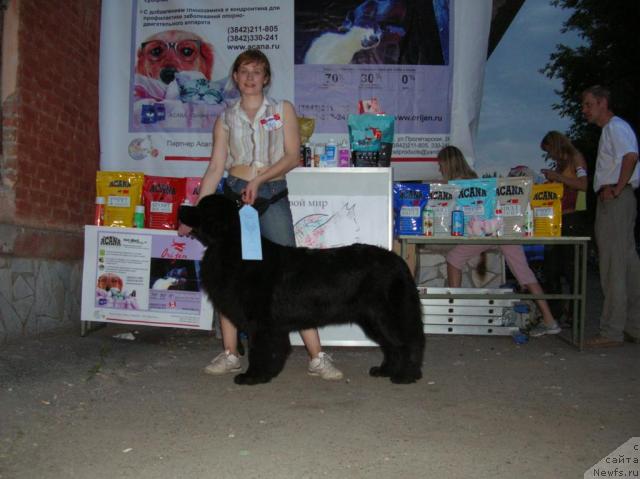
[531,182,563,236]
[449,178,498,236]
[142,176,186,230]
[184,177,201,206]
[393,182,430,236]
[96,171,145,227]
[427,183,460,236]
[496,176,533,237]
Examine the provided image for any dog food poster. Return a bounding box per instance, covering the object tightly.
[94,230,205,315]
[95,232,152,311]
[294,0,452,160]
[148,236,204,312]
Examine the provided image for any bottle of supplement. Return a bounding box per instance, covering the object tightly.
[314,144,325,168]
[422,208,434,237]
[325,138,337,167]
[523,203,534,237]
[94,196,105,226]
[451,210,464,236]
[494,201,504,237]
[338,141,350,167]
[133,205,145,228]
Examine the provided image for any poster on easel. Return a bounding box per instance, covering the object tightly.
[81,226,214,330]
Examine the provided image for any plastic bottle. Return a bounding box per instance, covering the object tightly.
[303,143,312,167]
[494,201,504,237]
[524,203,534,237]
[338,141,350,167]
[314,144,325,168]
[325,138,337,167]
[94,197,105,226]
[133,205,145,228]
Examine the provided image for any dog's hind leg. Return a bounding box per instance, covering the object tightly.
[234,329,291,385]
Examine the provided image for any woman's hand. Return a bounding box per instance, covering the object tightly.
[541,168,561,182]
[177,223,193,236]
[241,176,264,205]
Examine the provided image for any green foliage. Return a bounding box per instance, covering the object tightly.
[541,0,640,162]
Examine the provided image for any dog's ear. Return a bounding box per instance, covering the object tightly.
[178,204,201,228]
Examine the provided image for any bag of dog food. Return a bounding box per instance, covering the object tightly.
[427,183,460,236]
[96,171,145,227]
[496,176,533,237]
[142,176,186,230]
[531,182,563,236]
[348,113,394,166]
[393,182,430,236]
[449,178,498,236]
[184,177,201,205]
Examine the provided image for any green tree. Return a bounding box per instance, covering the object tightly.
[541,0,640,159]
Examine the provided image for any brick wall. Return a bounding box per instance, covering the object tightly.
[5,0,101,258]
[0,0,101,341]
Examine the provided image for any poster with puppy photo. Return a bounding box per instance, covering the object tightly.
[82,227,213,330]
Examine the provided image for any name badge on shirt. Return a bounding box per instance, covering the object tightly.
[239,205,262,261]
[260,114,282,131]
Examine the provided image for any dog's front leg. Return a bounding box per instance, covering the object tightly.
[234,329,291,385]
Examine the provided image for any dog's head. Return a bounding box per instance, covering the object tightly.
[136,30,214,85]
[179,194,240,246]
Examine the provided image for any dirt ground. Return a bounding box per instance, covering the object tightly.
[1,271,639,479]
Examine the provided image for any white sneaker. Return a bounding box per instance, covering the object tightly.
[204,351,241,375]
[308,352,343,380]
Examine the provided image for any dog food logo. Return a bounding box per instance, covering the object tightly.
[149,183,176,195]
[160,240,188,259]
[100,236,121,247]
[109,179,132,188]
[399,190,425,200]
[459,187,487,198]
[497,185,524,196]
[533,190,558,200]
[430,190,453,201]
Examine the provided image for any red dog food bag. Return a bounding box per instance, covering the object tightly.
[142,176,186,229]
[185,177,201,205]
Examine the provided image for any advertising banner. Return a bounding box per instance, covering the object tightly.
[81,226,214,330]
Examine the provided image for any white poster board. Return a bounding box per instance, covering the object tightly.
[81,226,214,330]
[287,167,392,346]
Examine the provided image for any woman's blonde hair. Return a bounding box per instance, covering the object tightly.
[437,145,477,181]
[540,131,580,172]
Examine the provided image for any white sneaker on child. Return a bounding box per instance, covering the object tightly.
[308,352,343,380]
[204,351,241,375]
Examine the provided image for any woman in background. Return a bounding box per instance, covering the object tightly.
[540,131,589,319]
[439,146,560,337]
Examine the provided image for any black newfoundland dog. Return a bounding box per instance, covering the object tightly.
[180,194,425,385]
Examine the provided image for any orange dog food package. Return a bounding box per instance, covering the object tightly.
[142,176,186,230]
[96,171,145,227]
[531,183,563,236]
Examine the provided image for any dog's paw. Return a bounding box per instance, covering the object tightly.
[369,366,391,377]
[234,373,272,385]
[389,371,422,384]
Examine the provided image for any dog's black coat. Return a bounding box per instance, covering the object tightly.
[180,194,425,385]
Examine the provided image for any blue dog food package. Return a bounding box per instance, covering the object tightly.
[393,182,430,236]
[449,178,498,236]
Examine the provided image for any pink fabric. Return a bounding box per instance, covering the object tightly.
[446,244,538,286]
